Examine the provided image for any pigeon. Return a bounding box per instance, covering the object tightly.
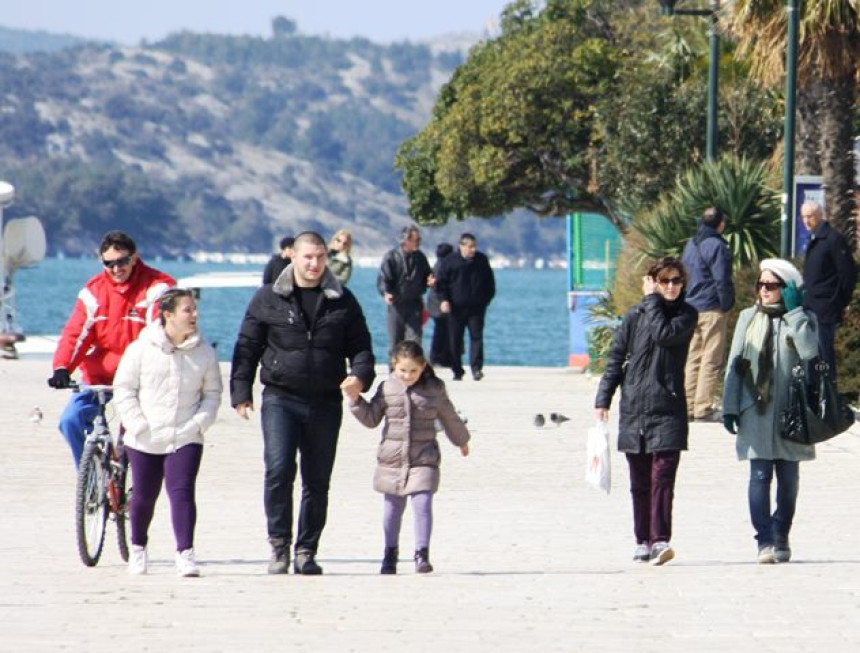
[533,414,546,427]
[29,406,44,424]
[550,413,570,426]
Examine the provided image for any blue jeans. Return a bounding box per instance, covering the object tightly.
[57,390,102,468]
[261,392,343,554]
[748,459,799,547]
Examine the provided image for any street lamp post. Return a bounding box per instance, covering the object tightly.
[658,0,720,161]
[780,0,800,258]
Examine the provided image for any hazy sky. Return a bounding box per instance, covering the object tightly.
[1,1,511,44]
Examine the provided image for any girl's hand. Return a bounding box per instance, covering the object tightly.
[594,408,609,422]
[460,443,470,457]
[340,376,362,402]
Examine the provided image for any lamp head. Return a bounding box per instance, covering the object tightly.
[0,181,14,208]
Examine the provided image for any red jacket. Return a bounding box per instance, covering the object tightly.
[52,261,176,385]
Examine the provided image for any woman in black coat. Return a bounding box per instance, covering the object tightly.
[594,257,697,566]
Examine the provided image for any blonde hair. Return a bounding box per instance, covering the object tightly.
[329,229,352,253]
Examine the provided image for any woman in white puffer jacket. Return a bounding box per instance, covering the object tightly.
[114,288,222,577]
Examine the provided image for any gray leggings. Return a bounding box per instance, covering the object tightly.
[383,491,433,549]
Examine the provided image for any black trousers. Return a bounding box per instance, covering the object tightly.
[386,301,423,361]
[448,306,487,376]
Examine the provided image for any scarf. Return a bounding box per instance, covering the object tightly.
[741,300,786,408]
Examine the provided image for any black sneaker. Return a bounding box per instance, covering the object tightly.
[294,551,323,575]
[472,369,484,381]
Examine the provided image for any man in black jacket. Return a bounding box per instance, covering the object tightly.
[231,231,375,575]
[436,233,496,381]
[262,236,294,284]
[377,225,432,360]
[800,201,857,379]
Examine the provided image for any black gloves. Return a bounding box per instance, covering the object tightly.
[48,368,71,389]
[723,414,739,434]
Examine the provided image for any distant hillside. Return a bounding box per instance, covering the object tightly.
[0,22,567,259]
[0,25,89,53]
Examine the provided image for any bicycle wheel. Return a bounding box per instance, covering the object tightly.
[75,441,108,566]
[113,451,131,562]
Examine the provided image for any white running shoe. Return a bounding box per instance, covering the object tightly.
[176,548,200,577]
[128,545,148,575]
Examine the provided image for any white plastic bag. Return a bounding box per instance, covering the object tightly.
[585,421,611,494]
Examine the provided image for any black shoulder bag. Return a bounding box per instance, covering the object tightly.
[779,353,855,445]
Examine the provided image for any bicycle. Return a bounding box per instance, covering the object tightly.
[70,383,131,567]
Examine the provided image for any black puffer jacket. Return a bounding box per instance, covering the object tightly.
[594,293,697,453]
[230,266,375,405]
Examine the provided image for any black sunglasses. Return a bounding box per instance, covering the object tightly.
[756,280,785,292]
[657,276,683,287]
[102,255,133,269]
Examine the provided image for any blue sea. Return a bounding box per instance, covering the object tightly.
[18,258,570,366]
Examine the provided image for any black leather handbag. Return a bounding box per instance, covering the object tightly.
[780,359,855,445]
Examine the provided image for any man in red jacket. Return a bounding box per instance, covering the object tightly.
[48,231,175,467]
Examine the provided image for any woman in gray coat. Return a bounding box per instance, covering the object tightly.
[722,259,819,564]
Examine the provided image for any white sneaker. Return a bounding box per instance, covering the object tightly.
[176,548,200,577]
[128,545,147,575]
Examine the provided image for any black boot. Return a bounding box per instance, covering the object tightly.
[414,548,433,574]
[380,547,398,575]
[293,550,323,575]
[267,537,289,575]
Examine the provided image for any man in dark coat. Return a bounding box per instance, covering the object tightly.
[262,236,294,285]
[800,201,857,379]
[435,233,496,381]
[681,207,735,421]
[231,231,375,576]
[377,225,432,361]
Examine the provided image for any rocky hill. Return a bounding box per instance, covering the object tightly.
[0,22,567,260]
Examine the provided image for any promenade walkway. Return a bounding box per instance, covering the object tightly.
[2,361,860,652]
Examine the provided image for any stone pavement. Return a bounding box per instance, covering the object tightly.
[2,361,860,652]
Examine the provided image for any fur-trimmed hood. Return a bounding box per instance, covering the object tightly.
[272,264,344,300]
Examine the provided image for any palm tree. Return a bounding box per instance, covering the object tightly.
[725,0,860,246]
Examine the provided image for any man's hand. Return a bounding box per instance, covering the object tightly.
[384,292,394,306]
[235,401,254,420]
[48,368,71,389]
[440,300,451,314]
[460,443,470,457]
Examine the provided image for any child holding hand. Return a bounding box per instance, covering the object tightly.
[343,340,470,574]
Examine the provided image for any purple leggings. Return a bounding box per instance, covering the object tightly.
[126,444,203,552]
[383,491,433,549]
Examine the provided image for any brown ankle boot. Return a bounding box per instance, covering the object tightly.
[414,548,433,574]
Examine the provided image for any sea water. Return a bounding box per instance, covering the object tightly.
[17,258,569,366]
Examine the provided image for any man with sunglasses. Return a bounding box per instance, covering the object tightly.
[47,231,175,467]
[681,207,734,422]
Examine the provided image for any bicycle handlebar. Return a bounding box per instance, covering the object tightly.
[69,382,114,393]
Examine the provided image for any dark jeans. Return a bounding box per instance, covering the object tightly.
[625,450,681,545]
[386,301,423,360]
[817,321,838,380]
[748,459,799,548]
[448,306,487,376]
[127,443,203,551]
[261,392,343,554]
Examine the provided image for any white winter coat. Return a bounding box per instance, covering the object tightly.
[113,323,222,455]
